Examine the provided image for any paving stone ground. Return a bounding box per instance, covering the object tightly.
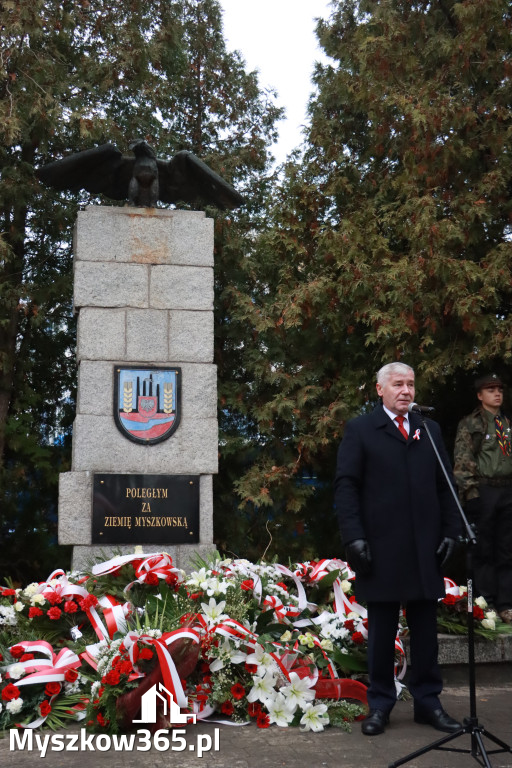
[2,682,511,768]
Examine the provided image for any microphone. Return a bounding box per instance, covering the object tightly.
[408,402,435,415]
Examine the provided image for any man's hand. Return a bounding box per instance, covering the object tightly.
[346,539,372,576]
[436,537,456,567]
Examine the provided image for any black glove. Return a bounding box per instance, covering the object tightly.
[436,537,456,567]
[345,539,372,576]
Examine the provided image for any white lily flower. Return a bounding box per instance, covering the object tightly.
[247,670,277,704]
[200,597,227,625]
[280,671,316,709]
[187,567,210,589]
[245,644,277,675]
[266,692,296,726]
[208,638,247,672]
[300,701,329,732]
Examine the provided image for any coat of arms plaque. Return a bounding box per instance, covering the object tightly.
[114,366,181,444]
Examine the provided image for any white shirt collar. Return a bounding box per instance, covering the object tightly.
[383,405,409,429]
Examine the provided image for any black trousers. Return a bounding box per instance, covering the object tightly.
[473,484,512,610]
[366,600,442,714]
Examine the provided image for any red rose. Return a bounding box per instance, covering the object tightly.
[256,712,270,728]
[39,700,52,717]
[2,683,21,701]
[104,669,121,686]
[240,579,254,591]
[47,607,62,620]
[45,682,61,696]
[138,648,154,660]
[28,607,44,618]
[64,669,79,683]
[230,683,245,700]
[64,600,78,614]
[352,631,365,645]
[144,572,159,586]
[220,700,234,715]
[20,653,34,662]
[474,606,484,621]
[9,645,25,659]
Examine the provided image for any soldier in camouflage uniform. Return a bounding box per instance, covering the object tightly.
[454,373,512,623]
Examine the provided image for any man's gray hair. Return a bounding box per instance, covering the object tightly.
[377,362,414,386]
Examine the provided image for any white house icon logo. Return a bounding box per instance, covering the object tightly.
[132,682,197,726]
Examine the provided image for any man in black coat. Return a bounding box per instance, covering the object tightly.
[335,362,462,736]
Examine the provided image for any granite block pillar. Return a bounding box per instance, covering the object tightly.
[58,206,218,571]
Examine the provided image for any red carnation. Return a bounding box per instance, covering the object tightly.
[344,619,355,633]
[104,669,121,686]
[45,682,61,697]
[64,600,78,614]
[2,683,20,701]
[443,594,458,606]
[9,645,25,659]
[79,594,98,611]
[45,592,63,605]
[230,683,246,700]
[119,660,133,675]
[248,702,261,717]
[0,587,16,596]
[39,700,52,717]
[138,648,154,660]
[47,606,62,620]
[144,572,159,586]
[352,631,364,645]
[256,712,270,728]
[20,653,34,662]
[28,606,44,618]
[240,579,254,591]
[220,700,234,715]
[64,669,79,683]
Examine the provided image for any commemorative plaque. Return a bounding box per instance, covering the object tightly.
[92,474,199,544]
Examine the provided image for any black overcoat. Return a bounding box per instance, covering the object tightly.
[335,404,461,602]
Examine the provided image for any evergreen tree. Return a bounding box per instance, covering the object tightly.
[225,0,512,559]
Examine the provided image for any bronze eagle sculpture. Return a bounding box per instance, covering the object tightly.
[36,140,245,210]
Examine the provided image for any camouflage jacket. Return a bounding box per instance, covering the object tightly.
[453,407,512,501]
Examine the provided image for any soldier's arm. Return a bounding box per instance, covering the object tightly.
[453,419,479,501]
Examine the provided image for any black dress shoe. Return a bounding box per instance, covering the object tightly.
[414,707,462,733]
[361,709,389,735]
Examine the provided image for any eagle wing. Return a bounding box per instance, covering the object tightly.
[158,151,245,210]
[36,144,135,200]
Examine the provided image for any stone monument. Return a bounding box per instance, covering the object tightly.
[58,205,218,570]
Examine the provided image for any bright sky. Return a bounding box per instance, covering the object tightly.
[219,0,333,163]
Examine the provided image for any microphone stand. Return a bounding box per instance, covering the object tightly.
[389,415,512,768]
